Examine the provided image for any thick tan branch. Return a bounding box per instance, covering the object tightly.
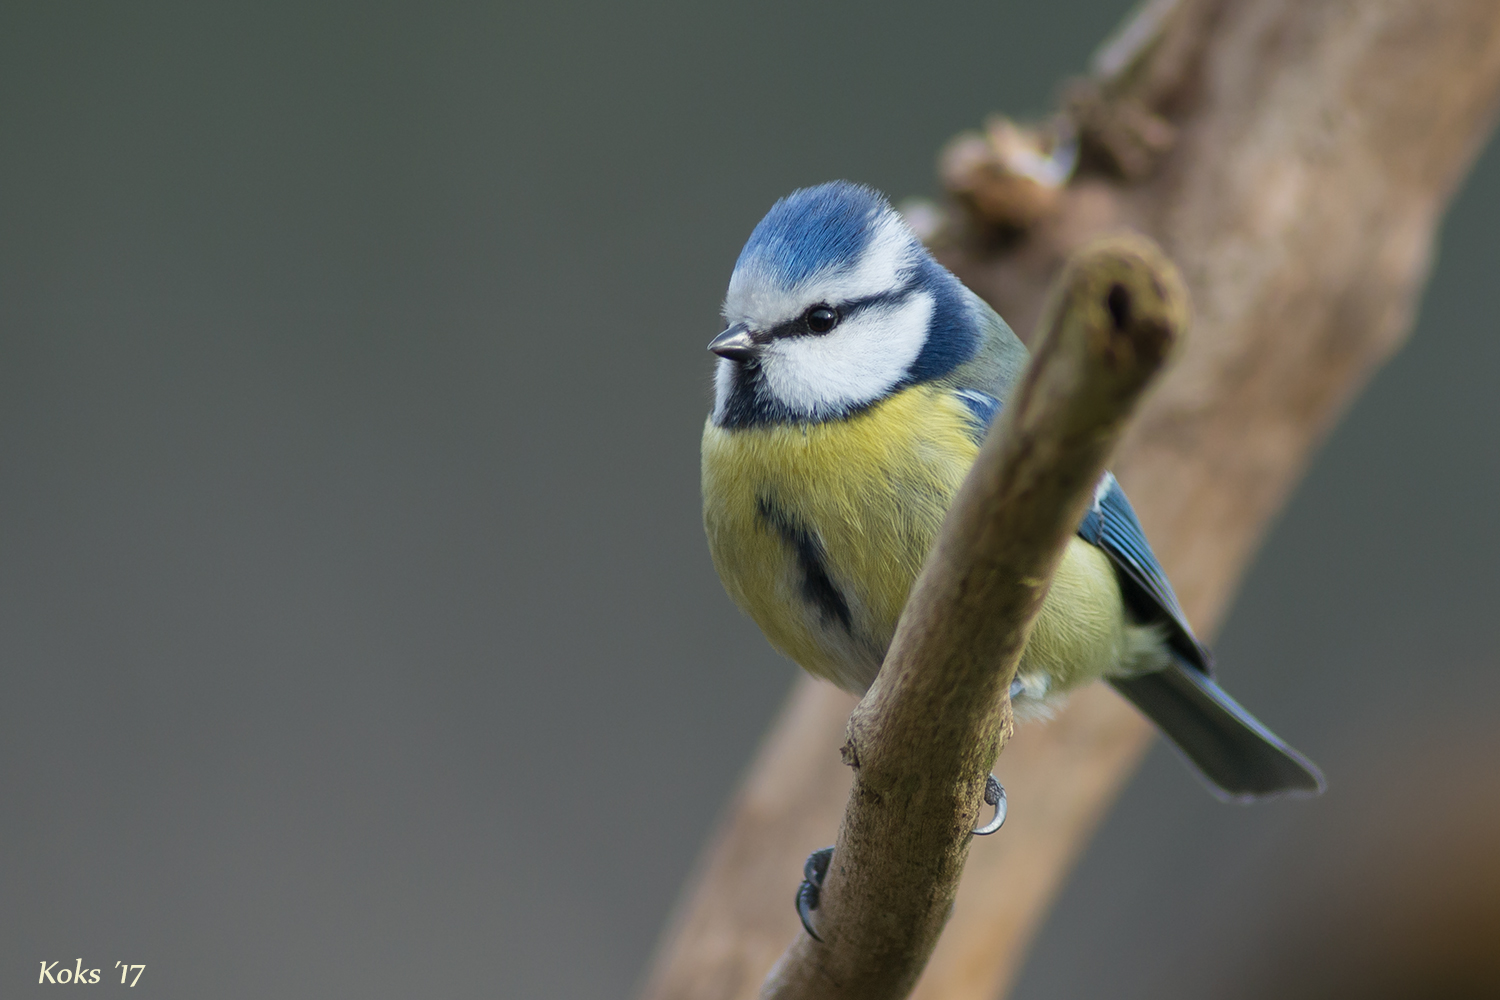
[639,4,1500,999]
[759,238,1187,1000]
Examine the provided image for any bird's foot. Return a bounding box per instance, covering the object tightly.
[973,773,1007,836]
[793,776,1003,939]
[795,846,834,941]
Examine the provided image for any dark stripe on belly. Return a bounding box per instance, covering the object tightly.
[756,496,853,634]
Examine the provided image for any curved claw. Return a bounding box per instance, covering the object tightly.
[973,773,1007,836]
[796,880,823,942]
[795,846,834,942]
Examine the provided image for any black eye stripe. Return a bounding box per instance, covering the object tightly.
[764,284,920,340]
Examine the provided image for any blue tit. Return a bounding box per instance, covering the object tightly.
[701,181,1324,805]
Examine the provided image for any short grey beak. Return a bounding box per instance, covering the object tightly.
[708,325,758,362]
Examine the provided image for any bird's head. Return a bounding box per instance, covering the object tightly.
[709,181,981,428]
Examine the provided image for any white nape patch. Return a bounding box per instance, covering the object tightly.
[722,211,920,330]
[760,292,933,417]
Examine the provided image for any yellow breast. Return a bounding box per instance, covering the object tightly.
[701,386,977,692]
[702,385,1161,705]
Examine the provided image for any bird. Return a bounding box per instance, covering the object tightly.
[699,181,1323,935]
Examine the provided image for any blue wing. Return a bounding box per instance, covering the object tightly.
[1076,473,1212,673]
[954,389,1001,443]
[954,389,1212,674]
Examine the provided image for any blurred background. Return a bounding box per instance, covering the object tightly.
[2,2,1497,997]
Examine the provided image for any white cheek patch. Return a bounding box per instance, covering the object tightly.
[712,356,736,420]
[723,212,920,328]
[760,292,934,417]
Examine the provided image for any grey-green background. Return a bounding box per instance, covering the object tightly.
[3,2,1497,997]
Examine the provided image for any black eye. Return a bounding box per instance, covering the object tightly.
[805,305,838,334]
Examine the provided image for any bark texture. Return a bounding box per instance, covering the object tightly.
[640,2,1500,998]
[760,237,1186,999]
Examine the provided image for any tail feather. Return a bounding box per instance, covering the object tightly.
[1109,661,1325,802]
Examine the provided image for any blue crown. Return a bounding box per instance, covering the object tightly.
[734,181,895,290]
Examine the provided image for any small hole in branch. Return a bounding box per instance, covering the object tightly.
[1106,283,1131,329]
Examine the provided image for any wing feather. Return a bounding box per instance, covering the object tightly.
[1077,473,1212,672]
[953,390,1211,673]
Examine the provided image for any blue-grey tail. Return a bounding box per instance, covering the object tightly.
[1109,658,1325,802]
